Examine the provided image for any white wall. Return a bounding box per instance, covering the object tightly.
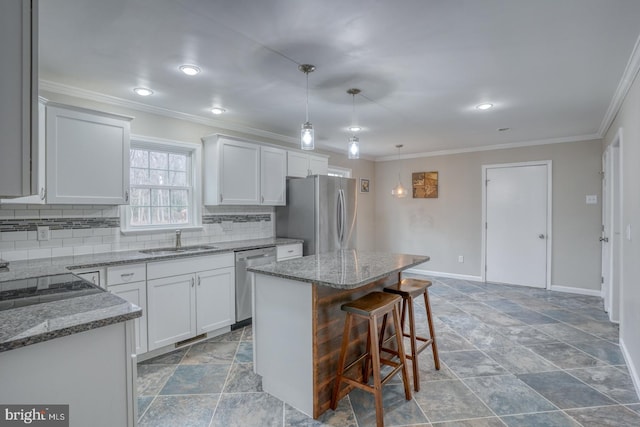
[603,71,640,391]
[374,139,603,291]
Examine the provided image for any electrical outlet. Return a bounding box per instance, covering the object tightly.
[458,255,464,263]
[586,195,598,204]
[37,226,50,241]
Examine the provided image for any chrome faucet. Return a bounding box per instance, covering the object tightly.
[175,230,182,249]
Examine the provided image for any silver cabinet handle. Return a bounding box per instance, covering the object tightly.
[125,191,129,202]
[121,273,134,278]
[197,276,201,286]
[538,234,545,239]
[40,187,46,200]
[191,277,195,287]
[600,237,609,242]
[220,194,223,203]
[261,195,264,203]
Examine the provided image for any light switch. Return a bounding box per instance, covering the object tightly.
[586,195,598,204]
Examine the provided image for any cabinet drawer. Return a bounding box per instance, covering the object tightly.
[107,263,146,286]
[277,244,302,260]
[147,252,234,280]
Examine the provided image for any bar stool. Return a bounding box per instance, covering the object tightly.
[330,291,412,427]
[381,278,440,392]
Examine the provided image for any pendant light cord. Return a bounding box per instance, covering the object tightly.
[305,72,310,123]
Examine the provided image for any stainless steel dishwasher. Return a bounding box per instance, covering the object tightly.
[235,246,277,323]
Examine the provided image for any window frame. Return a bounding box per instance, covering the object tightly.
[121,135,202,234]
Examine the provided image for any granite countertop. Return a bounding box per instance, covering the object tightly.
[248,250,429,289]
[0,289,142,353]
[0,237,302,282]
[0,237,301,353]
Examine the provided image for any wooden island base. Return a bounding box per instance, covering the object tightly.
[254,272,402,418]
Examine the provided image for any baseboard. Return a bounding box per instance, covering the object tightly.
[404,268,482,282]
[620,338,640,400]
[549,285,602,297]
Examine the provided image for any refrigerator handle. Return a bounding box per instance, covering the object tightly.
[337,189,346,245]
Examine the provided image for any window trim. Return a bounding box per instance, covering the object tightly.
[120,135,202,234]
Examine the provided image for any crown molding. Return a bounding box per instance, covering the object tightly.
[374,134,602,162]
[39,79,299,145]
[598,33,640,137]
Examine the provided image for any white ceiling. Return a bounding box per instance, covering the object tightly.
[38,0,640,158]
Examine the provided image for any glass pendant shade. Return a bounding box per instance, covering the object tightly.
[348,136,359,159]
[391,175,408,198]
[301,122,314,150]
[391,144,407,198]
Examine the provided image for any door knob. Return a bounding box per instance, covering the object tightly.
[599,237,609,242]
[538,234,545,239]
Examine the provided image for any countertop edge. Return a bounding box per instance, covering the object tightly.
[0,305,142,353]
[249,253,429,289]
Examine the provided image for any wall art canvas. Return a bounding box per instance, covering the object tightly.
[412,171,438,198]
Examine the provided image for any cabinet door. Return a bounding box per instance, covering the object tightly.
[147,273,195,350]
[287,151,309,178]
[0,0,37,198]
[110,281,148,355]
[1,100,45,204]
[309,155,328,175]
[260,146,286,205]
[219,139,260,204]
[196,266,235,334]
[46,104,131,204]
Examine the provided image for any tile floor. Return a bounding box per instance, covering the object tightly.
[136,276,640,426]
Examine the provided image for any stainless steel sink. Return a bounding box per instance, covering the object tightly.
[139,245,218,255]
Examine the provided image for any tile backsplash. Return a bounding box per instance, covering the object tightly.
[0,204,274,261]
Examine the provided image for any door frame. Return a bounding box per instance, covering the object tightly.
[481,160,553,288]
[602,128,623,323]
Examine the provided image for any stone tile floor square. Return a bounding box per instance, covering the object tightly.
[137,276,640,426]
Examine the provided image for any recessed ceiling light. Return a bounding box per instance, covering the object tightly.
[211,107,226,115]
[476,103,494,110]
[498,127,510,132]
[179,65,201,76]
[133,87,153,96]
[348,125,362,132]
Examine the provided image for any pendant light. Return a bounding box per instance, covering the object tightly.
[347,88,361,159]
[391,144,408,198]
[299,64,316,150]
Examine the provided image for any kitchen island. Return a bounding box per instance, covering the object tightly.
[248,250,429,418]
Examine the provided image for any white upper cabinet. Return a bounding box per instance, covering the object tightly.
[203,134,286,206]
[287,151,329,178]
[260,146,286,205]
[46,103,132,204]
[0,0,38,198]
[1,99,46,204]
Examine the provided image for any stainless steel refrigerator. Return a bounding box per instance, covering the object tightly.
[276,175,357,255]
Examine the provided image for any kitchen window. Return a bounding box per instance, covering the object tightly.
[121,137,202,233]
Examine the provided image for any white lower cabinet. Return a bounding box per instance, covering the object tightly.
[147,273,195,350]
[147,253,235,351]
[196,267,235,334]
[277,243,303,261]
[110,281,148,355]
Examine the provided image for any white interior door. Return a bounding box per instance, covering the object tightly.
[603,136,621,323]
[602,150,611,313]
[485,163,549,288]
